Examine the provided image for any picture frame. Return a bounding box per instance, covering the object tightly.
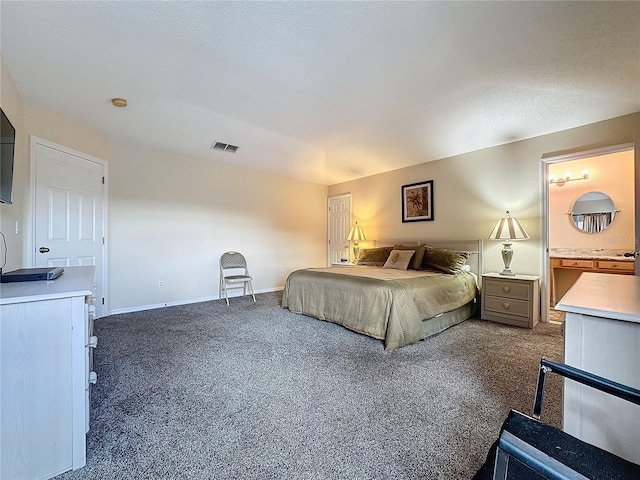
[402,180,434,222]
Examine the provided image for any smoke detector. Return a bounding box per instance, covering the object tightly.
[111,98,127,108]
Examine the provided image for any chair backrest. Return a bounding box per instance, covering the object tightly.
[220,251,248,270]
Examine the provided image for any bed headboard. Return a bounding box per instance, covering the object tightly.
[374,239,483,276]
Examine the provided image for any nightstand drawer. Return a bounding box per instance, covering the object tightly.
[484,296,530,318]
[484,279,530,301]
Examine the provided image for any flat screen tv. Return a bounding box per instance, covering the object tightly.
[0,108,15,204]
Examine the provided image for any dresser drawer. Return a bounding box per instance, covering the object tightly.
[484,296,530,318]
[561,259,593,268]
[597,260,634,271]
[483,278,530,301]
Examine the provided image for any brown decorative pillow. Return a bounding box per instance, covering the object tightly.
[393,244,426,270]
[356,246,393,266]
[382,249,415,270]
[422,247,469,274]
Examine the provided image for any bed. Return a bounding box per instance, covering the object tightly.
[282,240,482,351]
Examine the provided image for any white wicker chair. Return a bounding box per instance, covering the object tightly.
[219,251,256,306]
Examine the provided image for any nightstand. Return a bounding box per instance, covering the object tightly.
[330,262,355,268]
[481,273,540,328]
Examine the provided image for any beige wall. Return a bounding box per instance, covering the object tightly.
[549,150,635,250]
[0,56,27,271]
[109,142,327,312]
[328,113,640,277]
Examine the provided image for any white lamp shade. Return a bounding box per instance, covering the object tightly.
[488,212,529,240]
[347,223,366,242]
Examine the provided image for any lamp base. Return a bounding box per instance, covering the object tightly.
[500,241,516,276]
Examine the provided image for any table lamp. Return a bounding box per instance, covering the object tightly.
[488,211,529,276]
[347,222,366,260]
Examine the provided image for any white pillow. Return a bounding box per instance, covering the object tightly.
[382,249,415,270]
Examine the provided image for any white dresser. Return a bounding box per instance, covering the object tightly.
[556,272,640,464]
[1,266,96,479]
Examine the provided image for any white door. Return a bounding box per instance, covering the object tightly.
[327,194,351,265]
[32,138,107,316]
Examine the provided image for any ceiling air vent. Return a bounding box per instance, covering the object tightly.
[211,141,239,153]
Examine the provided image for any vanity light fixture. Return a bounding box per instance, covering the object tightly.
[549,168,589,187]
[488,211,530,276]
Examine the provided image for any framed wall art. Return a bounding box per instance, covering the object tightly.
[402,180,434,222]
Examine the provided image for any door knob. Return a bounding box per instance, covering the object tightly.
[39,247,50,253]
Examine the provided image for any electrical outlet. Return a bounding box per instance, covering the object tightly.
[159,280,164,288]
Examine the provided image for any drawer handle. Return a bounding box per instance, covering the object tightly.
[613,263,618,267]
[573,262,579,266]
[502,286,510,293]
[503,302,510,310]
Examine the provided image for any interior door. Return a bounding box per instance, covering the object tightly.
[32,138,107,315]
[327,194,351,265]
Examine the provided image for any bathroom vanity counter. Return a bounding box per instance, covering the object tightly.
[549,249,635,305]
[549,248,636,261]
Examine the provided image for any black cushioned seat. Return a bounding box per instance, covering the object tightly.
[474,410,640,480]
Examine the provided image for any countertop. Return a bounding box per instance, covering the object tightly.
[549,248,635,261]
[555,272,640,324]
[0,266,95,304]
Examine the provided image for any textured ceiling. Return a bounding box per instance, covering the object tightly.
[2,1,639,185]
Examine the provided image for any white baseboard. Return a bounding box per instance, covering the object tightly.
[108,287,283,316]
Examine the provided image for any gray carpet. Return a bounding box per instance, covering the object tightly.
[56,292,563,479]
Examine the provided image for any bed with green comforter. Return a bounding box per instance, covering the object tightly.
[282,266,478,351]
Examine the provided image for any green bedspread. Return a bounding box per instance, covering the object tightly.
[282,266,478,351]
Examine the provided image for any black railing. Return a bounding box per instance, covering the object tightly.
[533,357,640,420]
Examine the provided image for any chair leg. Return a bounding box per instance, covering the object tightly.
[222,281,229,306]
[249,280,256,302]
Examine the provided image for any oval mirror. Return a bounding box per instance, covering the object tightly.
[570,191,616,233]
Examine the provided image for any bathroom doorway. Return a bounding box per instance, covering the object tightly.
[541,144,637,323]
